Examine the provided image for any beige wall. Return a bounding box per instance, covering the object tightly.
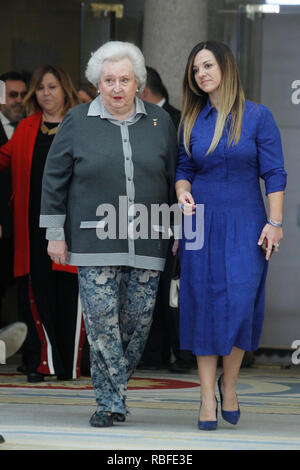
[142,0,208,109]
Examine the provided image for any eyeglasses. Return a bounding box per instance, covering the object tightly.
[8,91,27,99]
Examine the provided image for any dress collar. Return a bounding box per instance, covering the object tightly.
[87,95,147,121]
[201,98,217,119]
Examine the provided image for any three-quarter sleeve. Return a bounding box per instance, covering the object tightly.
[175,125,197,184]
[256,105,287,195]
[39,110,74,231]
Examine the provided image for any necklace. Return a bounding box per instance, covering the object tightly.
[40,121,60,135]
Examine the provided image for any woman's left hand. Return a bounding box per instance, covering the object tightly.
[47,240,68,265]
[257,223,283,260]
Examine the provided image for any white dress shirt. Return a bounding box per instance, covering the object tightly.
[156,98,166,108]
[0,111,15,140]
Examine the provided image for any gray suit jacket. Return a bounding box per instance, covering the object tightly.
[40,97,178,271]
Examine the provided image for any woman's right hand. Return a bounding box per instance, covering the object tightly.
[172,239,179,255]
[47,240,68,265]
[178,191,196,215]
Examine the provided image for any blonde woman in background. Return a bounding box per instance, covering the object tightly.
[0,65,83,383]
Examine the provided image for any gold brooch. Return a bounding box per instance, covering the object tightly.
[153,118,158,127]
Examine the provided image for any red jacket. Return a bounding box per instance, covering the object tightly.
[0,112,76,277]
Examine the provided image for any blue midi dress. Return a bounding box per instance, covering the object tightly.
[175,100,287,356]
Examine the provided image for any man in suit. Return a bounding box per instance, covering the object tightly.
[0,72,27,326]
[141,66,181,130]
[140,67,196,373]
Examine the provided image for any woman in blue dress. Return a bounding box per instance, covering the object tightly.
[175,41,287,430]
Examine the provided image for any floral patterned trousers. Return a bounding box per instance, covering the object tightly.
[77,266,160,415]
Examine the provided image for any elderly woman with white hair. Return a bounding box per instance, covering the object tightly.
[40,41,178,427]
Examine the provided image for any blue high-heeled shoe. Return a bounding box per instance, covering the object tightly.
[217,374,240,425]
[198,396,218,431]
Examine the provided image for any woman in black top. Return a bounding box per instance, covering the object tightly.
[0,65,82,382]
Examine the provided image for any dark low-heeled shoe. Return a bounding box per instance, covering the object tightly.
[16,365,27,374]
[56,375,73,381]
[218,374,240,425]
[27,372,45,383]
[198,396,218,431]
[89,411,113,427]
[112,413,126,422]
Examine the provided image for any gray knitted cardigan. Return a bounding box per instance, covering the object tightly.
[40,96,178,271]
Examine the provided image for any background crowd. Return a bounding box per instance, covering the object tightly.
[0,62,195,384]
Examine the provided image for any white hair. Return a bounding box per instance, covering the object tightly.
[85,41,147,92]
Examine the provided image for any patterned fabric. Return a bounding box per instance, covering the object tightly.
[77,266,160,414]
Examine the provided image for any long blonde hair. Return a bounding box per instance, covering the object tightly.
[179,41,245,155]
